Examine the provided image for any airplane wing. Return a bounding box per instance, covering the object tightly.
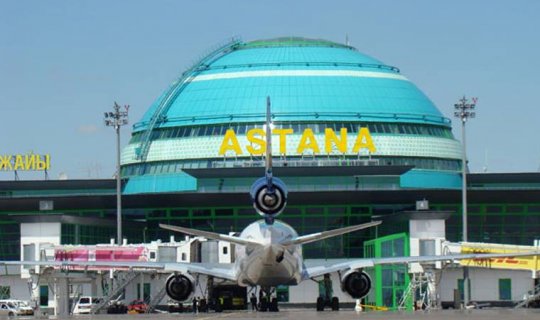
[303,250,540,280]
[280,221,381,247]
[0,260,238,282]
[160,224,262,247]
[162,262,236,281]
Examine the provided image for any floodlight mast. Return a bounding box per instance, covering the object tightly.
[104,102,129,245]
[453,95,477,308]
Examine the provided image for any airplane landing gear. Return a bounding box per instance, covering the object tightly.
[259,287,279,312]
[316,273,340,311]
[316,296,340,311]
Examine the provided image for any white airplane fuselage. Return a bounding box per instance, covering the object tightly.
[234,220,304,287]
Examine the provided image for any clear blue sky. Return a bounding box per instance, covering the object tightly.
[1,0,539,180]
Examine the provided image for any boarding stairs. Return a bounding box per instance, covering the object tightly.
[91,270,140,314]
[145,283,168,313]
[398,271,437,311]
[514,282,540,308]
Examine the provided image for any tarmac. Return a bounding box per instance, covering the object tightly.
[27,309,540,320]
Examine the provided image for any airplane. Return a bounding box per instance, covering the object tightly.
[2,96,540,312]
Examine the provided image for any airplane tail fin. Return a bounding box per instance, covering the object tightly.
[265,96,273,191]
[280,221,382,247]
[249,97,288,224]
[160,224,263,247]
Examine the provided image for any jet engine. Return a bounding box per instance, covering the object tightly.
[250,176,287,220]
[165,273,195,302]
[341,270,372,299]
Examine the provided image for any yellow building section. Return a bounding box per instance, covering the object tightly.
[459,242,540,271]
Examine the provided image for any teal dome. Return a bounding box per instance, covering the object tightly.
[122,37,462,194]
[133,37,448,133]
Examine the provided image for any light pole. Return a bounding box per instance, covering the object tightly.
[104,102,129,245]
[454,96,477,307]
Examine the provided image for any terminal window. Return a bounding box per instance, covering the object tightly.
[0,286,9,299]
[40,286,48,306]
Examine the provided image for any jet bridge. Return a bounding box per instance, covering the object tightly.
[20,235,235,316]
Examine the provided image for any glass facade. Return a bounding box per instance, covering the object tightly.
[439,203,540,245]
[121,156,461,177]
[129,121,454,144]
[117,201,540,256]
[364,233,410,310]
[61,224,117,245]
[1,197,539,260]
[0,222,20,260]
[145,205,374,258]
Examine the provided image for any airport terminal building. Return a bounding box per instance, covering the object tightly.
[1,38,539,310]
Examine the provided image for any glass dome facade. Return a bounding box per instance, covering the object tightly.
[121,37,462,194]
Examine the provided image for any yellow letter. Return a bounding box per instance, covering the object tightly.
[0,155,13,170]
[218,129,243,155]
[325,128,347,153]
[273,128,293,154]
[14,155,25,170]
[297,128,320,154]
[45,154,51,170]
[246,128,266,156]
[36,155,48,170]
[352,127,376,153]
[25,154,35,170]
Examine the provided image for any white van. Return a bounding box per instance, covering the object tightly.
[73,296,103,315]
